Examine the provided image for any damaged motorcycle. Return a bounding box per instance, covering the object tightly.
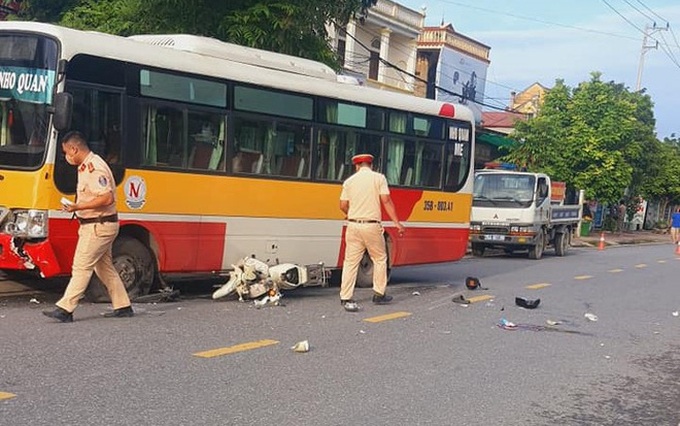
[212,257,328,303]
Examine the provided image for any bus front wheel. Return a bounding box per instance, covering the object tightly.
[85,236,155,303]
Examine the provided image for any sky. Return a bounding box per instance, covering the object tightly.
[401,0,680,139]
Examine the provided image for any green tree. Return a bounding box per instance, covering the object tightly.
[637,139,680,219]
[21,0,376,68]
[503,73,656,204]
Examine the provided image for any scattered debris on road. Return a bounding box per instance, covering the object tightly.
[291,340,309,353]
[452,293,470,305]
[29,297,40,304]
[515,297,540,309]
[584,313,599,322]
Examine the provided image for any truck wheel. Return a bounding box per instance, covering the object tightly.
[471,243,485,257]
[528,230,545,260]
[85,236,155,303]
[554,230,570,256]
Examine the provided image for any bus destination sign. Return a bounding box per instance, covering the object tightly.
[0,66,56,104]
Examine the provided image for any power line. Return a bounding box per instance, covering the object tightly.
[634,0,668,23]
[434,0,640,41]
[601,0,680,71]
[336,20,516,113]
[350,23,525,100]
[621,0,657,23]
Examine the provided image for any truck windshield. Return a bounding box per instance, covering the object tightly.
[0,34,58,170]
[473,173,535,208]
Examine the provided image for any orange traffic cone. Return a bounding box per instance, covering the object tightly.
[598,232,606,250]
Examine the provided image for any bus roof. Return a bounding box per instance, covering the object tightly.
[0,21,475,123]
[128,34,338,82]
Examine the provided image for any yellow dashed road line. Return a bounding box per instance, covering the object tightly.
[0,392,16,401]
[467,294,495,303]
[526,283,551,290]
[193,339,279,358]
[574,275,593,280]
[364,311,412,323]
[635,263,647,269]
[609,269,624,273]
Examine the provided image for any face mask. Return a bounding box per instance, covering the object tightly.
[64,147,77,166]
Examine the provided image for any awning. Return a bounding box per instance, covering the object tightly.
[477,132,516,149]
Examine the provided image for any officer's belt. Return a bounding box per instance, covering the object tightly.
[77,214,118,225]
[348,219,380,224]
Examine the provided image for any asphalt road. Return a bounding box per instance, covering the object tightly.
[1,244,679,426]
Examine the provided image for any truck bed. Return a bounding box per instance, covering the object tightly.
[551,205,580,223]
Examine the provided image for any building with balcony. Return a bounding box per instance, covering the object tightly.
[415,23,490,123]
[328,0,425,94]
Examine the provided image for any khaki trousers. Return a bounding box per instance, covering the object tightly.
[56,221,131,312]
[340,222,388,300]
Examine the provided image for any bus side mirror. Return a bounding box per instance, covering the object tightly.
[52,92,73,132]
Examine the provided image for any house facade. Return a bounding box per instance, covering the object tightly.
[415,23,491,123]
[329,0,425,94]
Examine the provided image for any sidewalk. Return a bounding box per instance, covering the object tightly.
[573,229,672,248]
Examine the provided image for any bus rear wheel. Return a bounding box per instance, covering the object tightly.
[85,236,155,303]
[356,250,392,288]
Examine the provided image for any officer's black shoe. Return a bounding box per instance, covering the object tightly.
[42,307,73,323]
[103,306,134,318]
[372,293,393,305]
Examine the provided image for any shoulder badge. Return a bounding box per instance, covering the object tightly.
[87,162,95,173]
[98,175,108,187]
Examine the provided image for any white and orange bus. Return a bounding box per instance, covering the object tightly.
[0,22,475,301]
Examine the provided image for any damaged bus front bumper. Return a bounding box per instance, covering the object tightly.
[0,233,62,278]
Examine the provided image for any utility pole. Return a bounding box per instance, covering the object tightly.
[636,23,668,91]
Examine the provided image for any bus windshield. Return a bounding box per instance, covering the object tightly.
[0,34,58,169]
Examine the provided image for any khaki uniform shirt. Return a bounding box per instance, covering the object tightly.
[340,167,390,221]
[76,151,117,219]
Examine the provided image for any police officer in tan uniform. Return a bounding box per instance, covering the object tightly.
[43,131,133,322]
[339,153,405,312]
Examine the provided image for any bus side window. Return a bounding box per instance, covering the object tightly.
[187,112,225,172]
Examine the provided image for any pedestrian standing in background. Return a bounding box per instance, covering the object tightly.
[671,207,680,244]
[617,201,627,234]
[43,131,133,323]
[338,153,405,312]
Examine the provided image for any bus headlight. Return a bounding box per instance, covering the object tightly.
[470,224,482,232]
[4,210,48,239]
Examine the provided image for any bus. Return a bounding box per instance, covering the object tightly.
[0,22,475,301]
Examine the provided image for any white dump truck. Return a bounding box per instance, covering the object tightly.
[469,169,581,259]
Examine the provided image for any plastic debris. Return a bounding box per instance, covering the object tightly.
[515,297,540,309]
[497,318,517,330]
[673,311,679,317]
[254,292,282,308]
[29,298,40,304]
[291,340,309,353]
[584,313,598,322]
[546,319,562,326]
[412,291,420,296]
[452,294,470,305]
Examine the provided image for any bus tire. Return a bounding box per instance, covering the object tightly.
[356,247,392,289]
[554,229,570,257]
[85,236,155,303]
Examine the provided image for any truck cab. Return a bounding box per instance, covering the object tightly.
[469,168,579,259]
